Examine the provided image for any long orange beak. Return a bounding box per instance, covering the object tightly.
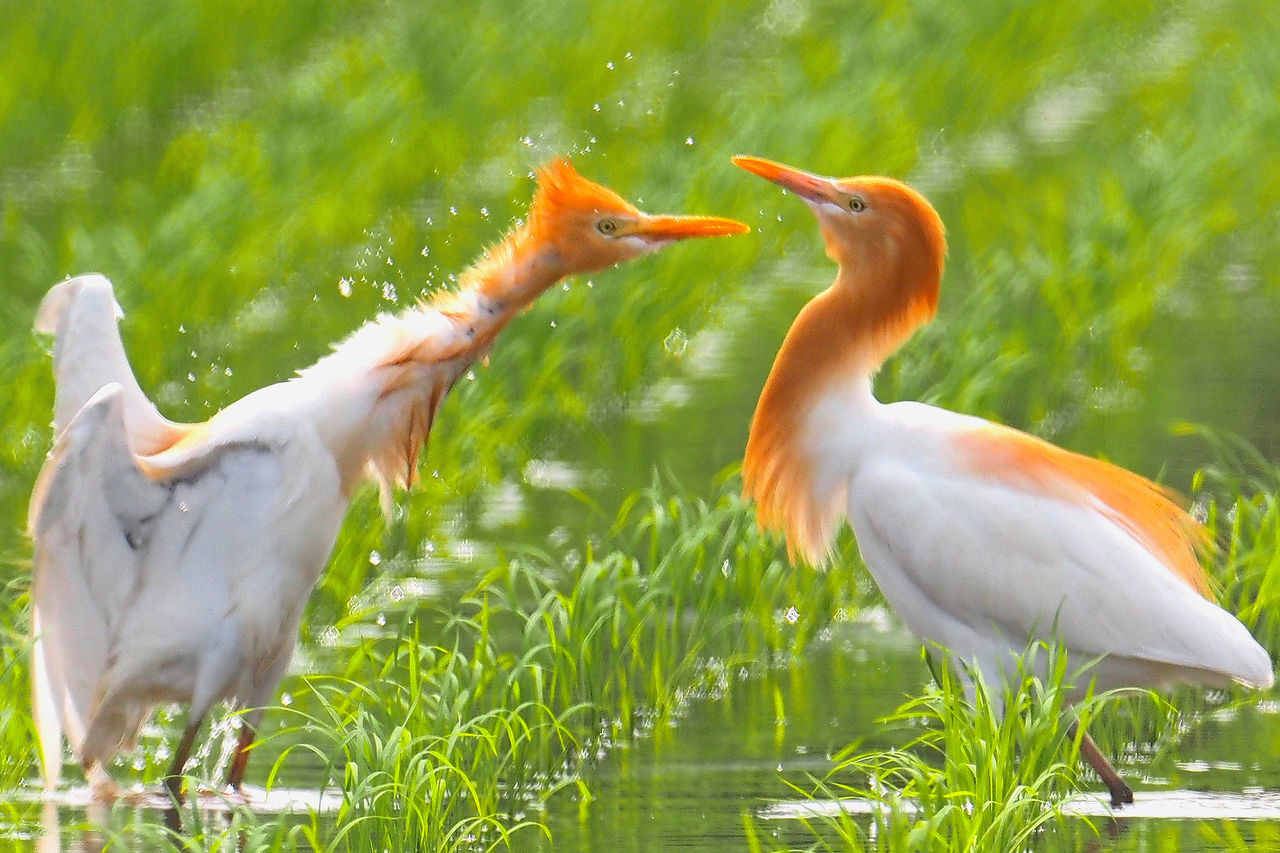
[632,214,749,242]
[732,155,841,207]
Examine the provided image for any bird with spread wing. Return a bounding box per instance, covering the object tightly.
[28,159,747,800]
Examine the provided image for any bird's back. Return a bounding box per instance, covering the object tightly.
[840,400,1273,693]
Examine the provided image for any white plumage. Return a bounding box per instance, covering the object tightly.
[28,161,747,798]
[734,154,1272,805]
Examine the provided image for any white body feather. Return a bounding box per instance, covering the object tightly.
[808,378,1274,697]
[29,275,495,789]
[27,165,747,792]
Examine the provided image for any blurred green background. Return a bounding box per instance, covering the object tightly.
[3,0,1280,849]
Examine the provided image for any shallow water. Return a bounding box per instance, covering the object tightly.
[532,624,1280,852]
[12,620,1280,850]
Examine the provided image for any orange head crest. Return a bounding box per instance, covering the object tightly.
[525,158,748,274]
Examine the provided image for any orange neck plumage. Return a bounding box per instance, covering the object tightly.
[743,246,941,564]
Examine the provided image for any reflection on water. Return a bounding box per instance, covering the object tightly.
[762,789,1280,823]
[12,606,1280,851]
[39,801,105,853]
[536,622,1280,852]
[27,786,341,852]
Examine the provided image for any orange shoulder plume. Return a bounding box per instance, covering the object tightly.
[960,424,1212,598]
[528,159,639,242]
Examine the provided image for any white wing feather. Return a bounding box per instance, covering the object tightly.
[844,403,1272,693]
[29,383,168,784]
[36,274,178,451]
[30,383,347,779]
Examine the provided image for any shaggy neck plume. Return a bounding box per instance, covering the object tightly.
[300,217,570,502]
[742,233,943,564]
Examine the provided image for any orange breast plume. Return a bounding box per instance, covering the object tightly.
[743,290,861,565]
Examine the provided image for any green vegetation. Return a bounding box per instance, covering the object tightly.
[747,644,1102,853]
[3,0,1280,850]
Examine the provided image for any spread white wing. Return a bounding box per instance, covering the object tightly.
[29,383,169,786]
[29,383,346,784]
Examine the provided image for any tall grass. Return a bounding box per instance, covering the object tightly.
[284,483,860,850]
[40,481,856,849]
[747,643,1107,853]
[753,437,1280,853]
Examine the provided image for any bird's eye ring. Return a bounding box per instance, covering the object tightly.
[848,196,867,213]
[597,218,618,236]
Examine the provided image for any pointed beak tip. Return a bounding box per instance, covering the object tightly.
[731,156,829,203]
[731,154,771,176]
[640,215,750,241]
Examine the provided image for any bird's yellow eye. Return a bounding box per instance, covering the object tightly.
[848,196,867,213]
[596,218,618,236]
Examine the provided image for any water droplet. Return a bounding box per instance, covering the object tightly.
[448,206,458,215]
[664,327,688,356]
[606,61,614,70]
[281,693,292,706]
[390,585,405,601]
[784,606,800,624]
[549,320,557,328]
[321,626,339,646]
[224,367,233,376]
[186,373,195,382]
[685,136,694,145]
[592,103,601,112]
[178,324,186,333]
[480,206,490,219]
[369,550,382,566]
[721,559,732,577]
[338,277,352,297]
[376,613,386,626]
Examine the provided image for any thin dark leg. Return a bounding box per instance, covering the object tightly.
[165,719,203,803]
[226,722,255,792]
[1068,721,1134,807]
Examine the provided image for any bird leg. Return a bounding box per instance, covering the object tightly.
[1067,721,1134,807]
[226,721,255,792]
[164,718,203,802]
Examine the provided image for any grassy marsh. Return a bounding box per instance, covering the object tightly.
[4,0,1280,850]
